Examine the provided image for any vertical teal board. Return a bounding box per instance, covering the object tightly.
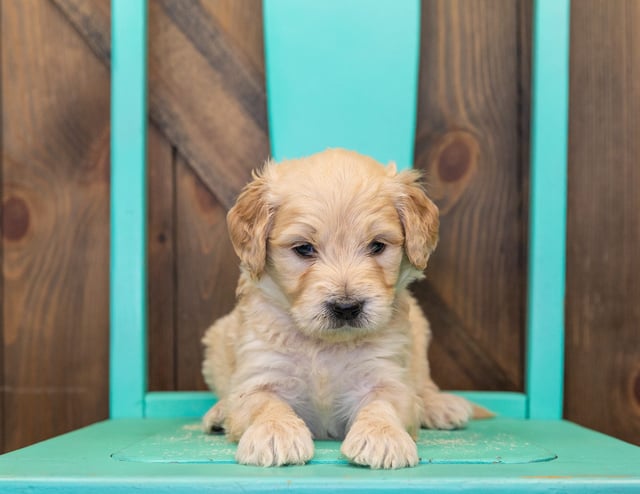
[110,0,148,418]
[526,0,570,419]
[263,0,420,170]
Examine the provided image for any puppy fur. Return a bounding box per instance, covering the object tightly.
[201,149,474,469]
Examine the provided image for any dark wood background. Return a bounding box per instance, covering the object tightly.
[1,0,638,453]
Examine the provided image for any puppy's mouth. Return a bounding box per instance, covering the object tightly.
[319,299,370,331]
[292,296,392,338]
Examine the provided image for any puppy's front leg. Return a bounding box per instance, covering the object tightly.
[341,399,419,469]
[226,391,314,467]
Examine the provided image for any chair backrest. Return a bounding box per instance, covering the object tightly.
[264,0,420,170]
[109,0,570,420]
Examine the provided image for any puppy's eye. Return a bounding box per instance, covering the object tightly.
[368,241,386,255]
[293,243,316,258]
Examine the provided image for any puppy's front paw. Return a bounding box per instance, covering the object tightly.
[236,416,314,467]
[341,421,419,469]
[421,392,473,430]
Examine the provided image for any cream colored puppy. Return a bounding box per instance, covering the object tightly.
[201,148,474,469]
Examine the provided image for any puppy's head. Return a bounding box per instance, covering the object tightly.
[227,149,438,340]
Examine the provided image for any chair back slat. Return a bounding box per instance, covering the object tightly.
[109,0,148,419]
[526,0,570,419]
[264,0,420,169]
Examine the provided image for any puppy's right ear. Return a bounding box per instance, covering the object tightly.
[227,169,272,279]
[394,170,439,271]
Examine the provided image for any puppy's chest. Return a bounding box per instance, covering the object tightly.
[288,346,395,439]
[308,356,338,410]
[304,345,369,383]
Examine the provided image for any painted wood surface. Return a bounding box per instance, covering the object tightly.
[1,418,640,492]
[109,0,148,419]
[1,0,639,452]
[111,419,556,465]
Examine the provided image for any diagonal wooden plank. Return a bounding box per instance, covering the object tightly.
[158,0,267,132]
[48,0,111,61]
[51,0,269,210]
[199,0,266,79]
[412,280,519,392]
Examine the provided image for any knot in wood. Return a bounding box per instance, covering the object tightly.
[436,132,477,183]
[2,196,30,241]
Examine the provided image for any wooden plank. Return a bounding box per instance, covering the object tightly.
[565,0,640,445]
[1,0,109,451]
[200,0,266,80]
[52,0,269,210]
[414,0,526,391]
[0,0,4,453]
[175,155,238,391]
[157,0,266,133]
[148,0,268,209]
[518,0,532,207]
[147,126,176,392]
[413,281,518,391]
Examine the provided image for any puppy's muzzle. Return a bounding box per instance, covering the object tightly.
[327,299,364,322]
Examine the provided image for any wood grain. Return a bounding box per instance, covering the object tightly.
[413,281,519,391]
[52,0,269,210]
[414,0,526,391]
[200,0,266,80]
[1,0,638,453]
[175,155,238,391]
[146,0,269,391]
[0,0,4,453]
[565,0,640,445]
[157,0,266,132]
[148,0,268,208]
[147,125,176,391]
[52,0,270,393]
[1,0,110,451]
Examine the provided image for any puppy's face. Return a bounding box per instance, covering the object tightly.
[228,149,438,341]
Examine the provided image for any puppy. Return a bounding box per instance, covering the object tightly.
[201,148,475,469]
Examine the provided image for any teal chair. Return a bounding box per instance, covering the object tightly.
[1,0,639,492]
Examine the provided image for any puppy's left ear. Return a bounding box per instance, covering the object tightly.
[394,170,439,271]
[227,168,273,279]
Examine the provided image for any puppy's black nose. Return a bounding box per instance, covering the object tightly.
[329,300,363,321]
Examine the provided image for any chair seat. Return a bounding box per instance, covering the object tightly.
[1,417,638,493]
